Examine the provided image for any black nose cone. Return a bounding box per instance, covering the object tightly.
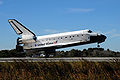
[98,34,107,43]
[90,34,107,43]
[101,35,106,39]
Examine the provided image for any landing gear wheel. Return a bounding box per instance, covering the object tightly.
[97,44,100,48]
[97,43,100,48]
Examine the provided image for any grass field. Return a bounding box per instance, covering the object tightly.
[0,61,120,80]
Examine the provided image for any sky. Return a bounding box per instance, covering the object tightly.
[0,0,120,51]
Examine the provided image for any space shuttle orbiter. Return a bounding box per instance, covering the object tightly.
[8,19,106,56]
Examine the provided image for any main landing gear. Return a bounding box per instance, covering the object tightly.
[44,49,56,58]
[32,49,56,58]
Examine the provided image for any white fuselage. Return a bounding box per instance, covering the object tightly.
[8,19,106,52]
[23,30,98,50]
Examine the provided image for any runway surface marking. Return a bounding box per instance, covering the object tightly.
[0,57,120,62]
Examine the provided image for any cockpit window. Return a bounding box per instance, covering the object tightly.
[88,30,92,33]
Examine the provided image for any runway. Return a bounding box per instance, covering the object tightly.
[0,57,120,62]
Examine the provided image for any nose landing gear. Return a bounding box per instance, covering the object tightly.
[97,43,100,48]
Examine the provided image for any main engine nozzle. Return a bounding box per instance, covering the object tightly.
[16,37,24,52]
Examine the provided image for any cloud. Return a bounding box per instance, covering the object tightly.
[0,0,3,5]
[104,29,116,35]
[112,34,120,37]
[104,29,120,38]
[67,8,95,13]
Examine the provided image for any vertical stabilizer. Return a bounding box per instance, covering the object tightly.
[8,19,35,36]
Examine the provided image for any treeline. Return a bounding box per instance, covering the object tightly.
[0,49,26,57]
[0,48,120,57]
[55,48,120,57]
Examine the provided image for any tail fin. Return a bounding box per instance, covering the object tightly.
[8,19,35,36]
